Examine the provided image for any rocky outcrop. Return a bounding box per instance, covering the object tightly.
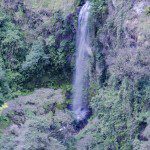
[94,0,150,82]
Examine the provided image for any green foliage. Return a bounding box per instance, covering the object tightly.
[0,5,76,100]
[75,76,150,149]
[0,1,149,149]
[0,56,10,103]
[0,19,26,69]
[90,88,132,149]
[0,116,11,140]
[74,0,84,6]
[89,0,107,29]
[88,0,108,88]
[90,0,107,15]
[88,0,108,45]
[0,8,29,102]
[46,35,55,47]
[0,89,72,150]
[22,37,48,79]
[46,11,75,76]
[145,6,150,15]
[0,116,10,128]
[25,0,75,16]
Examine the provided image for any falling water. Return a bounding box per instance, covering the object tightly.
[73,1,92,121]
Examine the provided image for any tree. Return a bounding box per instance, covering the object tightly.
[21,37,49,81]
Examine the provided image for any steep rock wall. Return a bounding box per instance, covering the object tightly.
[91,0,150,84]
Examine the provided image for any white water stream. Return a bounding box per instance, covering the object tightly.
[73,1,92,121]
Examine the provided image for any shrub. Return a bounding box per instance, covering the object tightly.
[22,37,49,81]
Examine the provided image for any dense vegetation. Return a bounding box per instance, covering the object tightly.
[73,0,150,149]
[0,0,150,149]
[0,1,77,104]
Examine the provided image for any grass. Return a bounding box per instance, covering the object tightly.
[24,0,75,15]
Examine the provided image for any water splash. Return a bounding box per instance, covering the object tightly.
[73,1,92,121]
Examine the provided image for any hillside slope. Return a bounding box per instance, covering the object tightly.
[24,0,75,15]
[0,0,150,150]
[0,89,74,150]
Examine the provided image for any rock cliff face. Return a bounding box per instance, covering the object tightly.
[93,0,149,149]
[93,0,150,82]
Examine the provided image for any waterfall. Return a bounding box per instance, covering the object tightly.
[73,1,92,121]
